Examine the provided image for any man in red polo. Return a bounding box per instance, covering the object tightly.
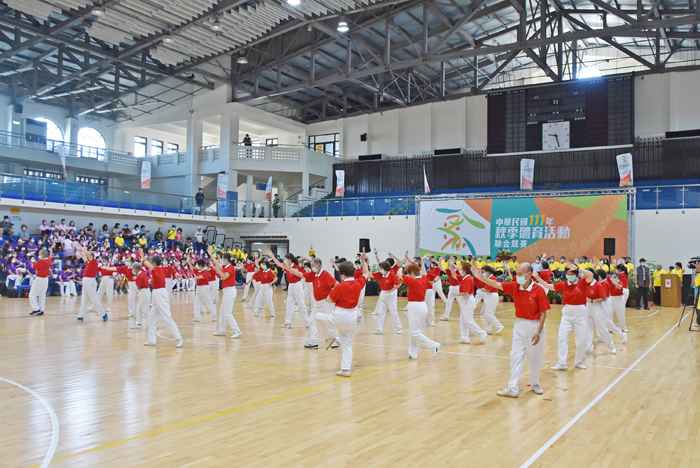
[472,263,549,398]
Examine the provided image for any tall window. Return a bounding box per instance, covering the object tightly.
[266,138,278,147]
[134,136,147,157]
[77,127,106,160]
[151,139,163,154]
[308,133,340,157]
[34,117,63,142]
[167,142,179,153]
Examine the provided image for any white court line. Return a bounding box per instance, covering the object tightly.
[626,309,661,319]
[0,377,59,468]
[155,329,306,346]
[519,310,693,468]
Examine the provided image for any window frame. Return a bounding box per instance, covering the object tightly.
[151,139,164,155]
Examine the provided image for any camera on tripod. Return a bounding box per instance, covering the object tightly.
[689,257,700,269]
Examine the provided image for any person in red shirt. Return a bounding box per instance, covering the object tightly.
[207,260,219,305]
[616,264,630,332]
[240,258,256,303]
[538,261,552,284]
[608,270,628,333]
[287,257,340,349]
[439,258,463,321]
[587,269,627,354]
[397,255,441,360]
[371,260,402,334]
[141,251,183,348]
[472,263,549,398]
[316,251,369,377]
[208,246,242,339]
[352,257,369,322]
[28,243,55,316]
[473,265,504,335]
[75,245,108,323]
[162,258,176,293]
[131,262,150,329]
[116,257,138,319]
[452,261,487,344]
[371,249,400,316]
[94,255,116,312]
[534,262,593,371]
[268,251,309,329]
[249,251,278,317]
[188,258,217,322]
[423,258,445,328]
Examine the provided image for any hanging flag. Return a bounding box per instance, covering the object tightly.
[217,173,228,199]
[265,176,272,201]
[335,170,345,197]
[616,153,633,186]
[520,158,535,190]
[423,166,430,194]
[56,145,66,174]
[141,161,151,190]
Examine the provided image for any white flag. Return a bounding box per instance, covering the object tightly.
[265,176,273,201]
[423,166,430,194]
[57,145,66,174]
[335,170,345,197]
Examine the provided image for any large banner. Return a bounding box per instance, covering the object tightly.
[520,158,535,190]
[335,170,345,197]
[56,145,66,174]
[265,176,272,201]
[419,195,628,260]
[616,153,633,186]
[217,173,228,199]
[140,161,151,190]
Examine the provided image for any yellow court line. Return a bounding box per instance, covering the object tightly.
[0,327,335,376]
[27,342,466,467]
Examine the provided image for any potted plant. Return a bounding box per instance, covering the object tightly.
[398,283,407,297]
[495,248,514,262]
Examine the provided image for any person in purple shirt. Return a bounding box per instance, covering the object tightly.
[5,257,21,287]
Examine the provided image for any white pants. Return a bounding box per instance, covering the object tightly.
[424,289,436,326]
[6,274,22,287]
[242,272,254,300]
[247,280,261,307]
[507,318,545,393]
[78,277,106,318]
[135,288,150,325]
[216,287,241,334]
[587,302,624,348]
[456,295,485,341]
[442,285,460,318]
[148,288,182,343]
[315,306,356,371]
[194,285,217,320]
[357,284,366,314]
[407,302,438,359]
[61,281,76,296]
[304,281,312,305]
[95,276,114,311]
[433,279,447,302]
[284,282,309,325]
[127,282,137,315]
[28,276,48,312]
[165,278,173,294]
[308,300,338,345]
[610,295,627,329]
[254,283,275,316]
[556,304,588,366]
[481,292,502,332]
[210,280,218,304]
[375,290,402,332]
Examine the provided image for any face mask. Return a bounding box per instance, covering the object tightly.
[640,262,645,266]
[381,270,388,276]
[312,266,319,273]
[516,276,527,285]
[612,278,619,283]
[305,267,311,272]
[566,274,577,282]
[262,265,268,271]
[125,262,131,267]
[355,265,360,269]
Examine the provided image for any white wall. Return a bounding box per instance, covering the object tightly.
[636,209,700,266]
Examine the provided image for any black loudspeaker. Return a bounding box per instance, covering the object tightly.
[359,238,370,253]
[13,103,23,114]
[360,133,367,141]
[603,238,616,256]
[358,154,382,161]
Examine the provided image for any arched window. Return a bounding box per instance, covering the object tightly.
[34,117,64,142]
[78,127,106,160]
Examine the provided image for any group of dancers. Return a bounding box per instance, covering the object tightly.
[21,239,632,396]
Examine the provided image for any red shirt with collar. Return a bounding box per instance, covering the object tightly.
[151,266,166,290]
[33,258,52,278]
[446,270,463,286]
[426,270,440,283]
[586,280,608,300]
[243,263,255,273]
[372,271,401,291]
[257,270,276,284]
[619,272,629,288]
[220,264,237,288]
[502,281,550,320]
[390,264,400,275]
[459,275,475,295]
[194,268,209,286]
[164,265,176,279]
[135,271,150,289]
[401,275,429,302]
[83,258,99,278]
[554,279,588,306]
[287,264,303,284]
[329,276,366,309]
[99,265,115,278]
[353,268,363,280]
[608,277,624,297]
[117,265,137,281]
[539,269,552,283]
[304,269,337,301]
[475,275,499,293]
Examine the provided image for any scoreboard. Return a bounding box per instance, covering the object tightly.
[487,76,634,153]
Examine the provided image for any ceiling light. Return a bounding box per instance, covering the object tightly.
[93,6,105,15]
[237,55,248,64]
[287,0,301,5]
[337,18,349,33]
[163,34,174,43]
[211,20,222,31]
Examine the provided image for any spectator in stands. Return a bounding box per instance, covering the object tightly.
[0,216,14,237]
[167,225,177,247]
[195,228,204,249]
[176,228,184,248]
[122,225,132,243]
[57,219,68,233]
[195,188,205,215]
[243,134,252,146]
[84,223,96,239]
[18,224,29,240]
[67,220,76,234]
[110,223,121,240]
[98,224,109,240]
[154,227,164,243]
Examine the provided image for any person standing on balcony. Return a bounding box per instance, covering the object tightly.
[195,188,205,215]
[242,134,252,146]
[273,195,281,218]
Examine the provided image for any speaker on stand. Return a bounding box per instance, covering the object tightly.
[359,238,370,253]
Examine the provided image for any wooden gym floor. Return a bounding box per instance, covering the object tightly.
[1,288,699,468]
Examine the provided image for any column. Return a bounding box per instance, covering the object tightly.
[186,116,203,204]
[229,169,239,216]
[302,171,309,198]
[66,116,79,156]
[245,174,253,218]
[277,181,284,200]
[277,181,284,218]
[219,113,240,161]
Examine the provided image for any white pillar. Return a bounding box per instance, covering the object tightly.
[219,113,239,161]
[302,171,309,198]
[277,181,284,200]
[246,174,254,217]
[186,116,203,199]
[66,117,79,156]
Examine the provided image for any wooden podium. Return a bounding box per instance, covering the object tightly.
[661,274,681,308]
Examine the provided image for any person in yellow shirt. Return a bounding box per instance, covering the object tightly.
[138,235,147,247]
[441,258,449,269]
[476,256,486,269]
[485,256,493,268]
[673,262,684,280]
[652,264,668,305]
[114,234,124,247]
[492,258,505,273]
[625,258,634,275]
[507,258,519,272]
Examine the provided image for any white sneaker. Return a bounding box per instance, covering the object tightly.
[586,347,594,354]
[433,342,441,357]
[430,322,435,327]
[621,333,627,344]
[373,330,383,334]
[143,341,156,346]
[495,326,505,334]
[270,313,275,317]
[371,311,378,315]
[621,327,629,333]
[479,333,487,343]
[486,329,493,335]
[496,388,518,398]
[212,316,217,322]
[130,324,142,329]
[253,312,260,317]
[127,313,134,317]
[459,339,470,344]
[610,345,617,354]
[281,323,292,329]
[551,363,568,371]
[193,318,201,322]
[575,363,587,370]
[336,370,351,377]
[594,337,604,343]
[397,328,402,334]
[231,331,242,338]
[212,330,226,336]
[176,339,183,348]
[532,384,544,395]
[439,317,449,321]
